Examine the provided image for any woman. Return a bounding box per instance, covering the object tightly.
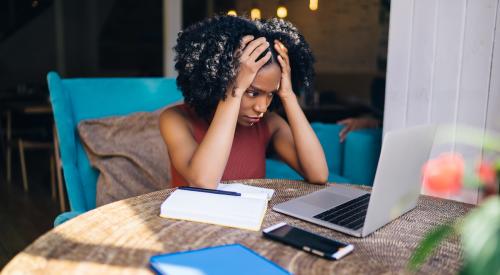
[160,16,328,188]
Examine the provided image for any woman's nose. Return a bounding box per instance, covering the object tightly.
[253,99,267,113]
[254,105,267,115]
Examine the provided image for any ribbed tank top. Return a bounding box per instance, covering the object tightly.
[170,104,272,187]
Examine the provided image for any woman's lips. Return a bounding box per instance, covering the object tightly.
[245,116,261,123]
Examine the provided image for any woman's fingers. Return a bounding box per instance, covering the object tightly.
[277,55,287,72]
[339,126,352,142]
[249,41,270,61]
[338,119,355,142]
[255,51,272,67]
[240,35,254,48]
[241,37,267,59]
[278,40,288,53]
[337,118,352,125]
[274,41,290,68]
[236,35,254,58]
[277,54,291,77]
[273,41,284,56]
[274,40,288,55]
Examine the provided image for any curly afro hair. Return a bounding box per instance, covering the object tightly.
[174,15,315,118]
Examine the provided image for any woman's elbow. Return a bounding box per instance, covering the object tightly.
[305,170,329,184]
[187,175,219,189]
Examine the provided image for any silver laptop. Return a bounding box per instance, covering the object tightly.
[273,125,436,237]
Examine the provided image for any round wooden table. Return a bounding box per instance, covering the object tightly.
[2,179,471,274]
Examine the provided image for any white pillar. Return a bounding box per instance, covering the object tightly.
[384,0,500,204]
[163,0,182,78]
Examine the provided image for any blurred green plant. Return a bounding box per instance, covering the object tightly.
[408,126,500,274]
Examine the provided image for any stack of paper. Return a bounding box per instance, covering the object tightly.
[160,184,274,231]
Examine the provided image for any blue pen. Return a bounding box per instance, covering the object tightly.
[178,186,241,196]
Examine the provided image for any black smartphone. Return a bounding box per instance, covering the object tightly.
[262,222,354,260]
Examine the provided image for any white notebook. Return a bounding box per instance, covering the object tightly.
[217,183,275,201]
[160,185,272,231]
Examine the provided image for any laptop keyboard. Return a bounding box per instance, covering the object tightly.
[313,194,371,231]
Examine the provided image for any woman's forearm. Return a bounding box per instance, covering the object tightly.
[281,94,329,183]
[186,91,243,188]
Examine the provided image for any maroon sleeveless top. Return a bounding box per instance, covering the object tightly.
[170,104,272,187]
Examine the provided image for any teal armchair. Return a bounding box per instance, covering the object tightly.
[266,123,382,186]
[47,72,183,226]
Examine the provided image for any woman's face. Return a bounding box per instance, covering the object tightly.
[237,63,281,126]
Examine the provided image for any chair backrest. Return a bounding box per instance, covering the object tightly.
[310,122,344,175]
[47,72,183,212]
[343,128,382,185]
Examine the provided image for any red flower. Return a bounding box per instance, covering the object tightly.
[422,153,464,194]
[476,161,497,186]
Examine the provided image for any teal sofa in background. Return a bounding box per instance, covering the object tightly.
[48,71,382,226]
[266,124,382,186]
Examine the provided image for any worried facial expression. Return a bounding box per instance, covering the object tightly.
[237,63,281,126]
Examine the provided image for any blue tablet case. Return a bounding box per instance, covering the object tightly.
[149,244,291,275]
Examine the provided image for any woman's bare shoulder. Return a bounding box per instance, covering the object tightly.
[161,103,189,119]
[160,104,191,130]
[264,112,287,134]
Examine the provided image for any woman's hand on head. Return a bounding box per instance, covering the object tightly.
[274,40,294,100]
[231,36,272,97]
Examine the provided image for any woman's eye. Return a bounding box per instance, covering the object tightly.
[246,91,259,97]
[268,92,275,98]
